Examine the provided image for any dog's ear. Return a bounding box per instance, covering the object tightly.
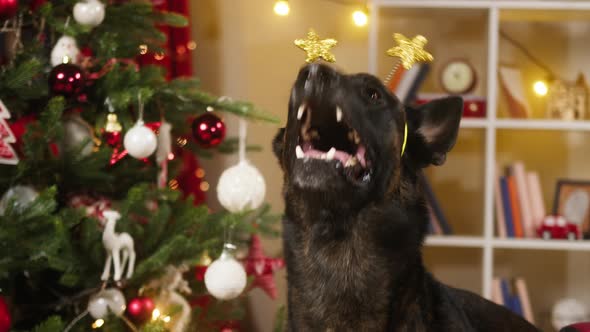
[272,127,286,162]
[405,96,463,167]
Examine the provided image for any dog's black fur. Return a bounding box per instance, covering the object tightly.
[273,63,540,332]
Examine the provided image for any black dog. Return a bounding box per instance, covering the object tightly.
[272,63,539,332]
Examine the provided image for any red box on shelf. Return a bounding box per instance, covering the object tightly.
[416,93,487,118]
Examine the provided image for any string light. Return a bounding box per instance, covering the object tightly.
[92,319,104,329]
[154,52,165,61]
[163,316,171,323]
[352,7,368,27]
[195,168,206,178]
[139,44,148,55]
[533,80,548,96]
[187,40,197,50]
[200,181,210,192]
[152,308,161,321]
[274,0,290,16]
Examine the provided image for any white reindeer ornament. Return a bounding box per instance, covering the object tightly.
[100,210,136,281]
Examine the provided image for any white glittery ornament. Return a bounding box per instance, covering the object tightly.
[123,121,157,159]
[88,288,126,319]
[204,246,247,300]
[73,0,105,27]
[50,36,80,67]
[552,298,589,330]
[0,185,38,215]
[217,160,266,213]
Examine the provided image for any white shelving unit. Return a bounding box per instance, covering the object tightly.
[369,1,590,324]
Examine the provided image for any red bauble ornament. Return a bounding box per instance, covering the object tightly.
[126,296,155,324]
[192,113,225,148]
[49,63,85,97]
[243,235,285,299]
[0,0,18,19]
[0,296,11,332]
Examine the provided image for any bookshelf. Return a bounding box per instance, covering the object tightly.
[369,1,590,330]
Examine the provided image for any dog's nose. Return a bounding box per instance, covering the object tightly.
[300,63,338,97]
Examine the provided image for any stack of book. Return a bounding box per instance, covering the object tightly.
[421,173,453,235]
[495,161,545,238]
[491,276,535,324]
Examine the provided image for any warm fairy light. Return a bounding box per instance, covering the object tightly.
[200,181,210,192]
[139,44,148,55]
[176,137,188,147]
[206,106,214,112]
[195,168,205,178]
[154,52,165,60]
[176,45,187,54]
[187,40,197,50]
[274,0,290,16]
[533,80,548,96]
[92,319,105,329]
[167,152,175,160]
[169,179,179,190]
[152,308,161,321]
[163,316,171,323]
[62,55,70,64]
[352,8,368,27]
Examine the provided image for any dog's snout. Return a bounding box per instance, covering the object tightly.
[297,63,339,101]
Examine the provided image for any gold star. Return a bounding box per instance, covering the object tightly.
[386,33,433,70]
[294,29,338,63]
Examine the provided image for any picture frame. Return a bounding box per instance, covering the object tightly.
[553,179,590,236]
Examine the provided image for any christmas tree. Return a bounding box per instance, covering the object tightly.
[0,1,282,331]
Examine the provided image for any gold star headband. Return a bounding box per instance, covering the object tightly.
[294,29,338,63]
[386,33,434,157]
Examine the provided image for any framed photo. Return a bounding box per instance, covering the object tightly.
[553,179,590,236]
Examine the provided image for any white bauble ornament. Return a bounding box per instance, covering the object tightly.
[88,288,126,319]
[123,122,157,159]
[62,114,94,156]
[217,160,266,213]
[73,0,105,27]
[0,185,38,215]
[552,298,589,330]
[204,248,247,300]
[50,36,80,67]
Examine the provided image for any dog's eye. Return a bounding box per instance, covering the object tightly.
[363,87,382,104]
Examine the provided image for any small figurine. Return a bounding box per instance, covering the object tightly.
[537,215,580,240]
[100,210,136,281]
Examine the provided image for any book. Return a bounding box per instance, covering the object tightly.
[491,277,504,305]
[498,66,531,118]
[527,172,546,230]
[515,277,534,324]
[427,203,443,235]
[494,167,507,238]
[500,177,515,237]
[393,64,430,104]
[512,162,534,238]
[421,173,453,235]
[507,176,524,238]
[500,278,514,312]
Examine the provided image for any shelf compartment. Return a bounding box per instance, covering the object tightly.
[424,246,483,296]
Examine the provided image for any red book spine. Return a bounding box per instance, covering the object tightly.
[507,176,524,238]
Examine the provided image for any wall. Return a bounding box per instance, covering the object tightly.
[190,1,368,331]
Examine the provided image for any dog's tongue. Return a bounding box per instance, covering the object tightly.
[301,142,366,168]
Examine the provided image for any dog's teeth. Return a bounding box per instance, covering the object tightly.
[297,104,306,120]
[296,145,304,159]
[336,106,342,123]
[345,157,358,167]
[326,148,335,160]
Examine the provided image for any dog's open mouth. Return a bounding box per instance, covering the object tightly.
[295,102,371,183]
